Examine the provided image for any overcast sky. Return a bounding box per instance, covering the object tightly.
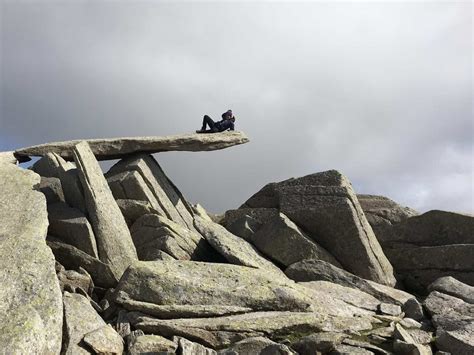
[1,0,472,214]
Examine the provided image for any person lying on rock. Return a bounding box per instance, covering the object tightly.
[196,110,236,133]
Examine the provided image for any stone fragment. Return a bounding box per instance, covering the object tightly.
[0,163,63,354]
[47,202,98,257]
[38,176,65,203]
[428,276,474,304]
[250,213,341,268]
[57,267,94,295]
[342,339,390,354]
[378,303,402,316]
[16,131,249,161]
[62,292,109,354]
[128,334,178,355]
[175,336,217,355]
[260,343,296,354]
[242,170,396,286]
[73,141,137,279]
[331,344,375,354]
[223,208,280,240]
[218,337,278,354]
[0,150,18,164]
[400,318,423,329]
[194,216,283,275]
[113,261,313,313]
[32,152,86,211]
[393,340,433,355]
[116,198,161,226]
[83,325,124,354]
[106,153,197,231]
[47,238,118,288]
[226,215,262,242]
[291,332,348,354]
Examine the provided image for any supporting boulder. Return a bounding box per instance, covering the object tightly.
[0,163,63,353]
[73,141,138,279]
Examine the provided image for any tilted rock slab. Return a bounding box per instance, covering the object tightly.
[242,170,396,286]
[106,153,196,232]
[113,260,313,313]
[0,163,63,353]
[428,276,474,304]
[73,141,137,279]
[15,131,249,161]
[194,216,283,275]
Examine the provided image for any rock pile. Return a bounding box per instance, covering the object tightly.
[1,132,473,354]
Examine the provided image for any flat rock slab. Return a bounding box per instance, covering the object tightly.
[73,141,137,279]
[15,131,249,162]
[0,163,63,354]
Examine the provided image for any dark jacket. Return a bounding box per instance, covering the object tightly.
[215,119,234,132]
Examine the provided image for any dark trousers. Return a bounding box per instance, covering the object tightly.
[201,115,218,132]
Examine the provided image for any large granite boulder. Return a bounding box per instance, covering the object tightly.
[47,202,98,257]
[242,170,396,286]
[377,210,474,293]
[0,163,63,353]
[73,141,137,279]
[222,208,280,241]
[106,153,197,232]
[63,292,123,354]
[428,276,474,304]
[424,290,474,354]
[112,261,313,313]
[194,216,283,275]
[16,131,249,161]
[250,213,341,268]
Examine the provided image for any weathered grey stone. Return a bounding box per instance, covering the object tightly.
[47,238,118,288]
[285,259,418,309]
[57,267,94,295]
[378,303,402,316]
[128,334,178,355]
[73,141,137,279]
[47,202,98,257]
[131,214,214,261]
[242,170,396,286]
[405,328,433,345]
[223,208,280,240]
[113,261,313,313]
[0,163,63,354]
[402,298,425,321]
[291,332,348,354]
[83,325,124,354]
[115,290,252,318]
[129,311,373,349]
[0,150,18,164]
[341,339,390,355]
[175,336,217,355]
[16,131,249,161]
[32,153,86,211]
[250,213,341,268]
[63,292,110,354]
[424,291,474,355]
[400,318,422,329]
[428,276,474,304]
[106,153,197,232]
[38,176,65,204]
[393,340,433,355]
[218,337,278,355]
[194,216,283,275]
[260,343,296,355]
[226,215,263,242]
[330,344,375,354]
[116,198,161,226]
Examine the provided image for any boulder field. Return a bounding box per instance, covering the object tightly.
[1,132,472,354]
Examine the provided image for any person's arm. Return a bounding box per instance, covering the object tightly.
[229,121,235,131]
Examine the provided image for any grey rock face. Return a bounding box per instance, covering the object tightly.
[291,332,348,354]
[218,337,277,354]
[38,176,65,204]
[0,163,63,354]
[0,150,18,164]
[32,153,86,211]
[47,202,98,257]
[82,325,124,354]
[113,261,313,313]
[242,170,396,286]
[194,216,283,275]
[424,291,474,355]
[47,238,118,288]
[376,210,474,292]
[130,214,214,261]
[16,131,249,161]
[73,141,137,279]
[128,334,177,355]
[223,208,280,240]
[106,153,196,232]
[250,213,341,268]
[116,198,160,226]
[428,276,474,304]
[176,336,217,355]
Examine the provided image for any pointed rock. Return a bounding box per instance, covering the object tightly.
[73,141,137,279]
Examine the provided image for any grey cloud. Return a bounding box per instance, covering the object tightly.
[1,1,472,213]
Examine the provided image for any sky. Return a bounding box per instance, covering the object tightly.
[1,0,472,214]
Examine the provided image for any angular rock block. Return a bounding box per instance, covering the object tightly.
[116,198,161,226]
[428,276,474,304]
[242,170,396,286]
[250,213,341,268]
[47,202,98,257]
[106,153,196,232]
[113,260,313,313]
[0,163,63,354]
[128,334,177,355]
[38,176,65,204]
[73,141,137,279]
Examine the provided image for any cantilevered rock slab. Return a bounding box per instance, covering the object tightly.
[0,163,63,354]
[73,141,137,279]
[15,131,249,162]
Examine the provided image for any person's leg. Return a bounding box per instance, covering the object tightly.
[201,115,215,130]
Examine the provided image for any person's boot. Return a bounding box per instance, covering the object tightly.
[196,129,205,133]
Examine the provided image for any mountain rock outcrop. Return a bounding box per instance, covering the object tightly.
[1,132,473,354]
